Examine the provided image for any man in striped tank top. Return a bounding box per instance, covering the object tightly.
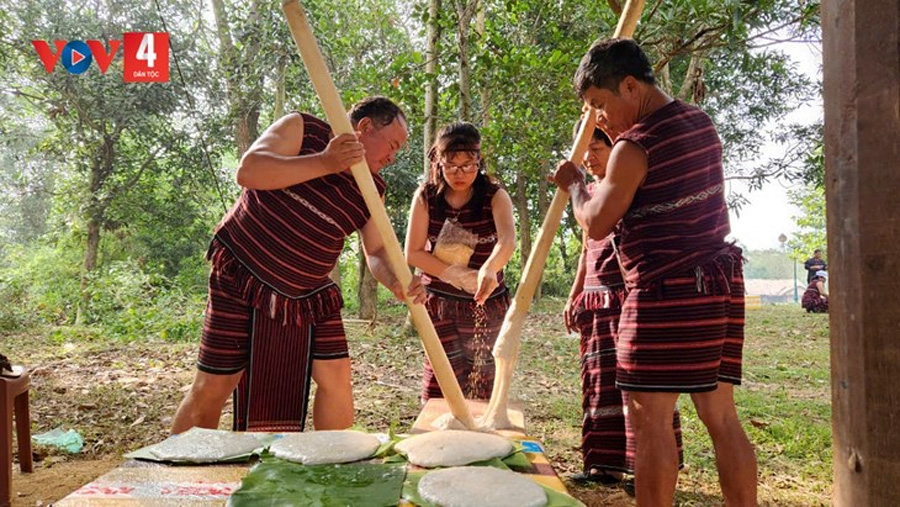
[171,96,425,434]
[552,40,757,506]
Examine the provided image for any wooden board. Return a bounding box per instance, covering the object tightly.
[412,399,525,437]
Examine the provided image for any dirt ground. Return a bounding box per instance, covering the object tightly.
[11,458,120,506]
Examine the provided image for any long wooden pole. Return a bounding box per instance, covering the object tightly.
[480,0,646,429]
[281,0,476,429]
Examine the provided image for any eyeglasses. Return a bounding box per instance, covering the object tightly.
[442,162,479,175]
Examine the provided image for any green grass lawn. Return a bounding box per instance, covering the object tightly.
[2,300,831,506]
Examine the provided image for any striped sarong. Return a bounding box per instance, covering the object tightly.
[197,241,348,432]
[576,287,683,473]
[616,251,745,393]
[420,289,509,402]
[801,280,828,313]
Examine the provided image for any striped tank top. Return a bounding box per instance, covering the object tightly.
[421,182,506,299]
[214,113,387,297]
[615,100,731,288]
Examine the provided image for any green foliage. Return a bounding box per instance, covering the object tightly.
[231,459,406,507]
[788,183,826,262]
[0,237,206,340]
[0,0,825,333]
[0,240,82,328]
[81,259,203,341]
[0,98,59,247]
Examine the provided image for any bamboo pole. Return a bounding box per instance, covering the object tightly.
[480,0,646,429]
[281,0,476,430]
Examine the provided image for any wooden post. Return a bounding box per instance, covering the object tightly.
[480,0,645,429]
[823,0,900,505]
[281,0,476,429]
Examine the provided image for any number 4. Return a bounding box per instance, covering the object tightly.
[136,33,156,68]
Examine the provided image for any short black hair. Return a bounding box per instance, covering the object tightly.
[574,38,656,98]
[814,249,822,254]
[349,96,406,129]
[572,119,612,147]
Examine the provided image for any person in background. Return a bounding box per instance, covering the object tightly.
[802,270,829,313]
[804,249,827,283]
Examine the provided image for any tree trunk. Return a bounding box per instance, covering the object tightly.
[455,0,477,121]
[678,54,704,104]
[273,58,286,120]
[606,0,623,16]
[657,61,672,96]
[234,111,259,158]
[476,0,489,127]
[76,218,101,325]
[357,247,378,320]
[211,0,261,158]
[241,0,263,154]
[556,230,569,275]
[423,0,441,175]
[514,171,531,292]
[76,137,115,324]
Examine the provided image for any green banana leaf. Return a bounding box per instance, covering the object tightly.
[229,457,406,507]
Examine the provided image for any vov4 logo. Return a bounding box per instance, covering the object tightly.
[31,32,169,82]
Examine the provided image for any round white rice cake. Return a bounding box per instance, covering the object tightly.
[269,430,380,465]
[419,466,548,507]
[149,428,262,462]
[394,430,513,468]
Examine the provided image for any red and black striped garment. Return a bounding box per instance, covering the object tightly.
[575,226,683,474]
[615,100,731,290]
[575,284,684,474]
[583,182,626,294]
[198,251,347,432]
[615,255,745,392]
[418,182,510,401]
[213,113,386,324]
[612,101,745,393]
[198,113,385,431]
[420,291,509,402]
[420,182,506,299]
[801,279,828,313]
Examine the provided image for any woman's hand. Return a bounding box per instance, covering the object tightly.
[474,266,499,305]
[440,265,479,294]
[563,297,579,333]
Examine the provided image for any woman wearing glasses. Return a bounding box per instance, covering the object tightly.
[405,122,516,402]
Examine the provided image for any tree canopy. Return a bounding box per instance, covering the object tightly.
[0,0,823,335]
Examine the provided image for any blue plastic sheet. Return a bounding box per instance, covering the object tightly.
[32,427,84,454]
